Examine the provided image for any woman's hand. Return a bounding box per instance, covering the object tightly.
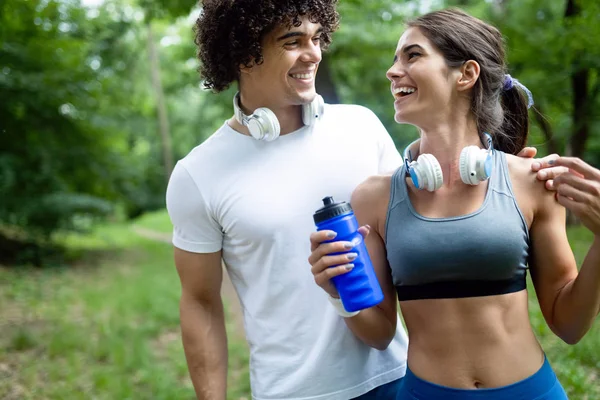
[308,226,371,298]
[553,157,600,236]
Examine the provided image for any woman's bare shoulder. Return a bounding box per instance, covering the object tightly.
[506,153,544,191]
[352,174,393,204]
[506,153,535,177]
[506,153,557,217]
[350,174,394,225]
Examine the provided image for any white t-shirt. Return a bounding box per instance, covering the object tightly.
[166,104,408,400]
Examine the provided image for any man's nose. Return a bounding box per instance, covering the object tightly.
[301,41,322,64]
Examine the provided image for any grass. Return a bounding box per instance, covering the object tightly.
[0,218,250,400]
[527,226,600,399]
[1,210,599,399]
[134,210,175,234]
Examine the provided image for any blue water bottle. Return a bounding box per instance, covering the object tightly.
[313,196,384,312]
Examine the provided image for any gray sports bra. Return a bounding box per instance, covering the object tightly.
[386,150,530,301]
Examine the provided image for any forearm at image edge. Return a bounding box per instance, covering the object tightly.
[180,297,229,400]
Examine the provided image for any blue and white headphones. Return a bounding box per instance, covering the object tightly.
[404,133,494,192]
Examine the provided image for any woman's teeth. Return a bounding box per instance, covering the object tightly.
[393,87,416,98]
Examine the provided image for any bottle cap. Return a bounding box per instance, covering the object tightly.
[313,196,353,224]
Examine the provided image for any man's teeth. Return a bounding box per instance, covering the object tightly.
[291,73,313,79]
[393,87,416,95]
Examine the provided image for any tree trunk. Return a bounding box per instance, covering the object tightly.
[563,0,589,226]
[569,69,590,158]
[532,106,558,155]
[565,0,578,18]
[565,0,590,160]
[147,21,174,183]
[315,55,340,104]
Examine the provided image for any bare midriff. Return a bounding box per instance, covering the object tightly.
[400,289,545,389]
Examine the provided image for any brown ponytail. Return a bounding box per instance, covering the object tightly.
[498,82,530,154]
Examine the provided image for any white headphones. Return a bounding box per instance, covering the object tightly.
[233,92,325,141]
[404,133,494,192]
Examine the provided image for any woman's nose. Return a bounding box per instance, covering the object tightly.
[386,63,403,82]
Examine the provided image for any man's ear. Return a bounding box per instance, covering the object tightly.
[239,62,253,75]
[456,60,480,92]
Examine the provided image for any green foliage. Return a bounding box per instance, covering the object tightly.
[9,328,38,352]
[329,0,600,157]
[138,0,196,21]
[330,0,425,148]
[0,221,250,398]
[2,0,599,265]
[133,208,173,233]
[482,0,600,159]
[0,0,198,258]
[0,0,124,242]
[1,216,599,398]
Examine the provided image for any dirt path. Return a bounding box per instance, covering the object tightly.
[133,226,246,338]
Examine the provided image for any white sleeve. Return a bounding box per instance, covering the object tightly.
[366,109,402,174]
[166,162,223,253]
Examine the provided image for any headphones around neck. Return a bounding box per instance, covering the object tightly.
[233,92,325,141]
[404,133,494,192]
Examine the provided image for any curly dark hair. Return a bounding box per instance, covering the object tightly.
[195,0,340,92]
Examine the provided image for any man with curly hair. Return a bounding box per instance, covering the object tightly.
[167,1,408,398]
[166,1,555,399]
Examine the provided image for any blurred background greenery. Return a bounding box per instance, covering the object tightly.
[1,0,599,398]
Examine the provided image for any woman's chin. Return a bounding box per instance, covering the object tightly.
[394,113,414,125]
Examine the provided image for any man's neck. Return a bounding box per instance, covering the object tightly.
[235,93,304,136]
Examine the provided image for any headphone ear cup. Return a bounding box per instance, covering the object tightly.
[460,146,491,185]
[411,154,443,192]
[302,95,325,126]
[481,152,493,180]
[459,146,472,185]
[249,107,280,141]
[421,154,443,191]
[408,161,422,189]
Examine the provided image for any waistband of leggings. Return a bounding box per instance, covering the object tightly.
[402,356,558,400]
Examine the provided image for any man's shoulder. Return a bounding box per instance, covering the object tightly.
[325,103,379,120]
[323,104,386,138]
[169,123,242,194]
[178,123,233,168]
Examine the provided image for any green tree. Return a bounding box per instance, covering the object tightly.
[485,0,600,160]
[0,0,198,263]
[328,0,426,147]
[139,0,197,182]
[0,0,132,262]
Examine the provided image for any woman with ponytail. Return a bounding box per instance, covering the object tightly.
[309,8,600,399]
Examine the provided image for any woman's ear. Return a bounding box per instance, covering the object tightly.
[456,60,480,92]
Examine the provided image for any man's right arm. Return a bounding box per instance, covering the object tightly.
[174,247,227,400]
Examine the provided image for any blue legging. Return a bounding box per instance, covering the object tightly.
[352,378,403,399]
[397,356,568,400]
